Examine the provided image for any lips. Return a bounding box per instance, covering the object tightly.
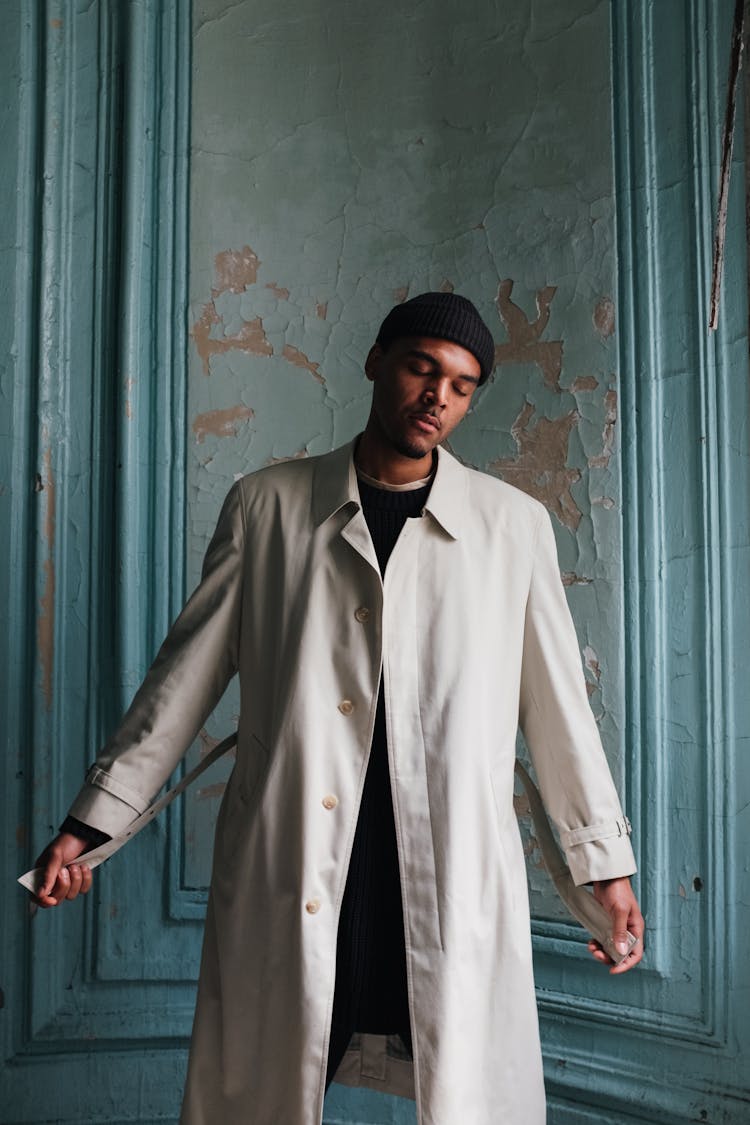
[410,412,440,433]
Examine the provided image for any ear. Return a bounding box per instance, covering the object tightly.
[364,344,383,383]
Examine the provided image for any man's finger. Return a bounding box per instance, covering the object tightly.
[80,865,93,895]
[40,852,62,899]
[611,904,631,957]
[66,864,83,900]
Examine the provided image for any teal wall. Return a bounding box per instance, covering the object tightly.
[1,2,749,1122]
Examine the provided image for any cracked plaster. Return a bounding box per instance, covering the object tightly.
[186,0,622,904]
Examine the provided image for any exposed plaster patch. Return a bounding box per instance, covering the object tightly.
[522,832,545,870]
[490,400,582,530]
[495,280,563,392]
[196,729,233,800]
[588,388,617,468]
[591,495,616,510]
[583,644,601,698]
[513,792,531,818]
[266,281,290,300]
[192,301,272,376]
[393,286,409,303]
[593,296,615,338]
[439,279,454,293]
[212,246,260,296]
[678,883,687,898]
[562,572,592,586]
[316,302,328,319]
[198,729,220,756]
[282,343,325,385]
[571,375,599,393]
[266,449,309,466]
[192,404,254,444]
[198,781,227,801]
[37,447,56,710]
[124,377,135,420]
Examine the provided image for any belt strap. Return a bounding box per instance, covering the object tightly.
[18,739,635,964]
[513,760,636,964]
[17,732,238,895]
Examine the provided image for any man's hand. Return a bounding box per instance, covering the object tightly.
[32,833,93,908]
[589,876,644,974]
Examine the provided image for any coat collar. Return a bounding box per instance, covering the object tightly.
[312,438,467,540]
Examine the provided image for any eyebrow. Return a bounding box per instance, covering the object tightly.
[407,348,481,385]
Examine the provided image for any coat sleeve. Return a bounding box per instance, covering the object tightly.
[65,481,246,837]
[518,506,636,886]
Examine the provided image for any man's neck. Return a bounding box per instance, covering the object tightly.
[354,432,435,486]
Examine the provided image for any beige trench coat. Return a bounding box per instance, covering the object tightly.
[68,439,636,1125]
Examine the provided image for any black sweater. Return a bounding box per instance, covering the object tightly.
[326,474,432,1081]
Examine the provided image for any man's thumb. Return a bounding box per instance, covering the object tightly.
[612,906,630,955]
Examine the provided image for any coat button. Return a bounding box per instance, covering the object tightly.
[338,699,354,716]
[305,898,321,914]
[322,794,339,810]
[354,606,370,623]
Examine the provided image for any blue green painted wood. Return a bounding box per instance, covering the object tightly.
[1,1,748,1122]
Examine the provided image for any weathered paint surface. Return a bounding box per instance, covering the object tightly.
[187,3,625,937]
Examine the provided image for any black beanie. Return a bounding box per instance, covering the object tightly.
[376,291,495,385]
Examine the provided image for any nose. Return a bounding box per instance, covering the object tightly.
[422,377,448,408]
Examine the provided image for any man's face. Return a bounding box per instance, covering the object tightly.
[364,336,481,460]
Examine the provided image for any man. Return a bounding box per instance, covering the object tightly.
[35,292,643,1124]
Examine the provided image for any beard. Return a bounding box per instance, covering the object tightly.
[390,432,432,459]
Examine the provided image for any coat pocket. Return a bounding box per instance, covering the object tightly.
[218,733,270,856]
[488,765,522,916]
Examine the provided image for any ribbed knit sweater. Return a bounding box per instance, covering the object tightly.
[326,471,433,1085]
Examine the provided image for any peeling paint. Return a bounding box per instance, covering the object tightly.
[315,302,328,319]
[593,296,615,338]
[583,644,601,698]
[192,404,254,444]
[494,280,563,392]
[266,281,290,300]
[282,344,325,385]
[513,792,531,818]
[37,448,56,710]
[212,246,260,296]
[266,449,309,466]
[192,301,272,376]
[124,377,135,420]
[588,388,617,468]
[561,572,592,586]
[571,375,599,393]
[439,279,454,293]
[490,400,581,530]
[679,883,687,898]
[393,286,409,303]
[197,780,227,801]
